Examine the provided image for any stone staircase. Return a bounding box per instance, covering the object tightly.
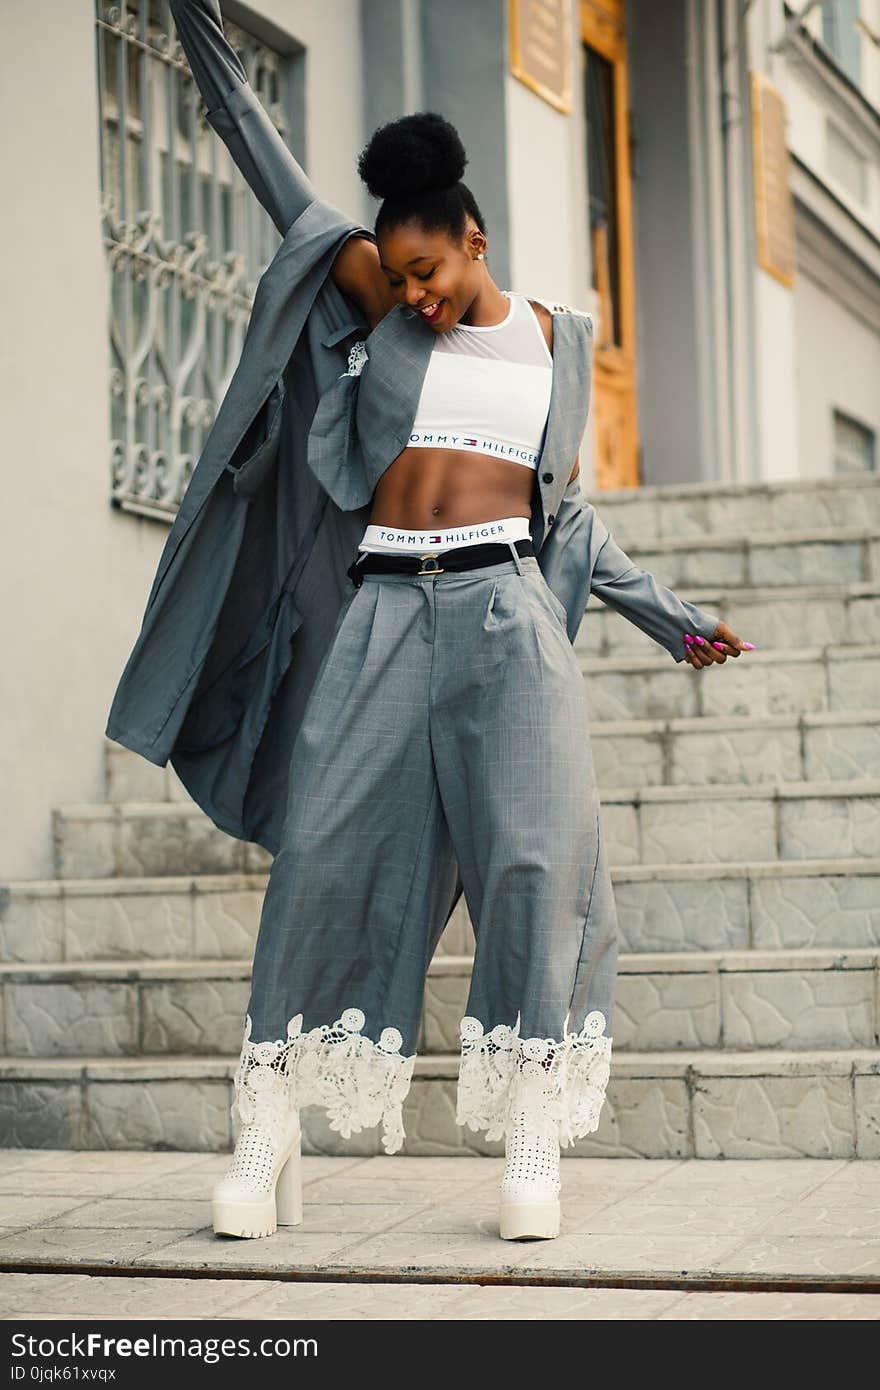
[1,474,879,1158]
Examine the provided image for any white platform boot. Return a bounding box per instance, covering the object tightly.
[498,1111,561,1240]
[212,1083,303,1239]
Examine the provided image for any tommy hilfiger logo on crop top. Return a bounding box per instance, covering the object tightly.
[405,432,542,467]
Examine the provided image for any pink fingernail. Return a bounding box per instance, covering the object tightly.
[694,636,705,645]
[712,641,724,650]
[684,634,694,645]
[742,642,756,650]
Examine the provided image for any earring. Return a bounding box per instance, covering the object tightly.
[476,252,485,261]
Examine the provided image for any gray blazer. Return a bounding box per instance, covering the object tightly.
[105,0,719,859]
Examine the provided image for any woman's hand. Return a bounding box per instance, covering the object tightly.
[683,620,756,669]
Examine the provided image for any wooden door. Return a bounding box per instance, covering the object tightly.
[580,0,640,489]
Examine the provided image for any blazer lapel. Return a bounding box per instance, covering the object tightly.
[531,309,592,548]
[356,304,435,490]
[540,311,580,468]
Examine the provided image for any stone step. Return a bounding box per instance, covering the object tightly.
[0,1049,876,1159]
[612,858,880,952]
[0,872,269,964]
[51,779,880,878]
[591,710,880,787]
[104,740,192,808]
[577,581,880,659]
[3,859,878,964]
[420,949,880,1055]
[577,643,880,721]
[594,526,879,592]
[600,779,880,866]
[51,804,272,880]
[1,947,877,1059]
[584,473,880,543]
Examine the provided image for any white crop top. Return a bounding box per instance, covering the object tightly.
[404,290,553,470]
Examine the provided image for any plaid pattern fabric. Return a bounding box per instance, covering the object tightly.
[245,553,619,1071]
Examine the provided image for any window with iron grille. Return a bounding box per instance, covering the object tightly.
[95,1,295,519]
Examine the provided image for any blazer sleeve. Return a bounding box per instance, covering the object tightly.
[587,512,720,663]
[168,0,318,236]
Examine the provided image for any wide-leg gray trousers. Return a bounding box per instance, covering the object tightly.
[234,549,618,1154]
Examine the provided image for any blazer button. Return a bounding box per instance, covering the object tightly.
[542,472,554,483]
[547,513,556,526]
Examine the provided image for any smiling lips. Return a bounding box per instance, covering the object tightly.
[419,299,444,321]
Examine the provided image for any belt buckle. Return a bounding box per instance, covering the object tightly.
[417,551,444,576]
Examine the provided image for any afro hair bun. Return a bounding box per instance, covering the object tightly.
[357,111,467,201]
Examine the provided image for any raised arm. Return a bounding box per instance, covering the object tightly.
[169,0,393,323]
[169,0,317,235]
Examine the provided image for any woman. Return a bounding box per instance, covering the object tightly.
[139,3,753,1245]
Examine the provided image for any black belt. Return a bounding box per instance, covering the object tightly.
[347,537,534,588]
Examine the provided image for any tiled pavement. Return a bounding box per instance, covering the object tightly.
[1,1151,879,1320]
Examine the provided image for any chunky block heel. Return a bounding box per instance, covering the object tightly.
[499,1194,561,1240]
[275,1122,303,1226]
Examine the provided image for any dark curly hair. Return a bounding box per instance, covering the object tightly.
[357,111,487,244]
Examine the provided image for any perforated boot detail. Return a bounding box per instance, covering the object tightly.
[500,1116,562,1203]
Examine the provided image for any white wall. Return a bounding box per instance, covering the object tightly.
[753,271,802,481]
[504,8,599,483]
[0,0,366,880]
[504,75,588,308]
[794,270,880,478]
[2,0,114,882]
[259,0,369,228]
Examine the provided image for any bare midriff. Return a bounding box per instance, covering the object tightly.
[367,446,534,531]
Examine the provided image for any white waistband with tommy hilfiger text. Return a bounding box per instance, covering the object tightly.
[404,431,540,469]
[357,514,532,555]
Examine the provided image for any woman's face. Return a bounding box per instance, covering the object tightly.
[377,219,484,331]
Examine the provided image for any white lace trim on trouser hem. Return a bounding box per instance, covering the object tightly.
[455,1008,613,1147]
[232,1008,417,1155]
